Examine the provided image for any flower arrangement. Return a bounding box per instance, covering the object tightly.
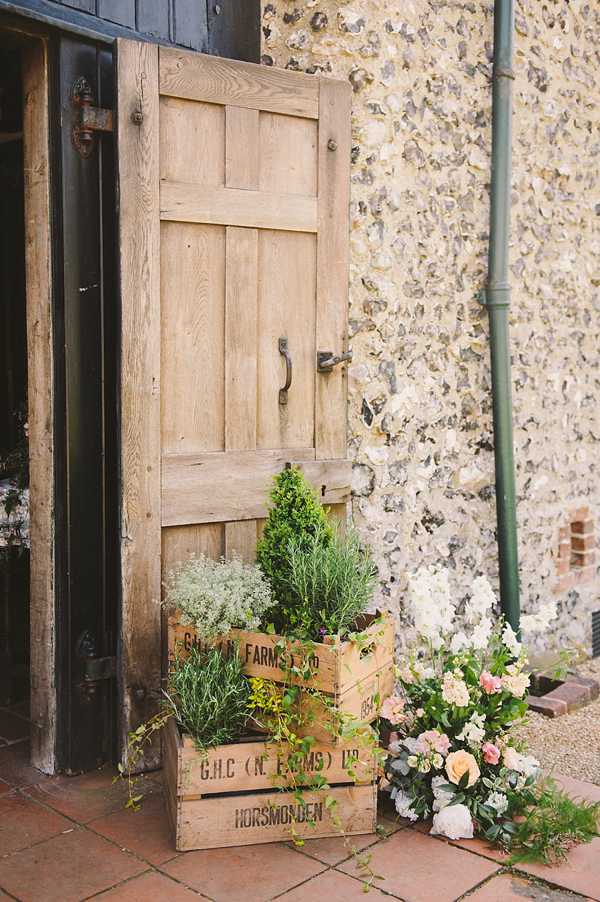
[380,566,599,860]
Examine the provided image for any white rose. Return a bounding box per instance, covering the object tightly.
[430,803,474,840]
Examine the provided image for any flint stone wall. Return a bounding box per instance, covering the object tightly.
[261,0,600,655]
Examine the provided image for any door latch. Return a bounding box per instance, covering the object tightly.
[71,77,113,159]
[317,349,354,373]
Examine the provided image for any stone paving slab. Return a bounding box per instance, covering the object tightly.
[0,737,598,902]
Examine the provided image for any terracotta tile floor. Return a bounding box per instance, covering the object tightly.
[1,700,599,901]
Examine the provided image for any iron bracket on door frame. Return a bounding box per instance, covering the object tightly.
[71,77,113,159]
[76,629,117,701]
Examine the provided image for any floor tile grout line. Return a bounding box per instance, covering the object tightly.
[1,789,175,872]
[0,880,24,902]
[510,865,600,902]
[330,863,411,899]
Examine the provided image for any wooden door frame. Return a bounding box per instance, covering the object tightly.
[21,37,55,774]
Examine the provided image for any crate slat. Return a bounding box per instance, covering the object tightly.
[176,783,377,851]
[165,716,376,797]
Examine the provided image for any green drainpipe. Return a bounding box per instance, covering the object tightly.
[480,0,520,633]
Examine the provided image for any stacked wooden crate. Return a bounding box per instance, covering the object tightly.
[165,611,394,849]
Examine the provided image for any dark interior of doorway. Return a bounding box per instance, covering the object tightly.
[0,45,30,711]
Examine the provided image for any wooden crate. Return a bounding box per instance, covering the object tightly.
[163,716,377,850]
[168,610,394,743]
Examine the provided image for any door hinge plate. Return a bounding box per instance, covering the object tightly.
[71,77,113,159]
[85,655,117,682]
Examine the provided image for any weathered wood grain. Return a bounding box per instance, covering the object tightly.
[160,46,319,118]
[161,452,354,526]
[225,227,258,452]
[315,77,351,461]
[165,716,375,800]
[259,111,317,196]
[226,105,259,190]
[116,38,162,766]
[160,182,318,233]
[256,230,316,451]
[161,449,315,525]
[160,96,224,185]
[22,41,55,774]
[175,783,376,850]
[160,221,226,454]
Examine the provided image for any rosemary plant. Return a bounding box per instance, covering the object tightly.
[166,644,251,751]
[277,520,378,640]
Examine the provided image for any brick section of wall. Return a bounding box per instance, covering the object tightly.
[554,508,597,595]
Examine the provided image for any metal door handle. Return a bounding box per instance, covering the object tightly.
[279,338,292,405]
[317,349,353,373]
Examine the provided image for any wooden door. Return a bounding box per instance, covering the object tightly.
[115,39,351,761]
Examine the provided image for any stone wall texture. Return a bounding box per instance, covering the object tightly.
[261,0,600,655]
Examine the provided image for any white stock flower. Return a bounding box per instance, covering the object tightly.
[450,631,470,654]
[457,712,486,748]
[407,566,456,644]
[502,623,521,657]
[465,575,496,622]
[470,617,493,651]
[520,602,558,634]
[431,803,474,840]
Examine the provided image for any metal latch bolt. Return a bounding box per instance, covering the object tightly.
[317,349,354,373]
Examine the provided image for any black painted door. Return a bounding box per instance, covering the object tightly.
[53,33,118,773]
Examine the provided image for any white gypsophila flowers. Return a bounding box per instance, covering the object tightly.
[520,602,558,634]
[164,553,275,643]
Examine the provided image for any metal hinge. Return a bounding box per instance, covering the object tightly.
[71,77,113,159]
[76,630,117,701]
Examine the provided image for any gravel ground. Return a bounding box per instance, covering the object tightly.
[513,657,600,786]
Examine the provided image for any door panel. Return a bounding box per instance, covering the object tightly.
[160,222,226,453]
[116,39,351,757]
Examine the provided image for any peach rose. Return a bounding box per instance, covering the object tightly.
[445,750,480,787]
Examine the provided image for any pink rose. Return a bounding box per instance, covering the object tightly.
[380,695,406,725]
[479,670,503,695]
[482,741,500,765]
